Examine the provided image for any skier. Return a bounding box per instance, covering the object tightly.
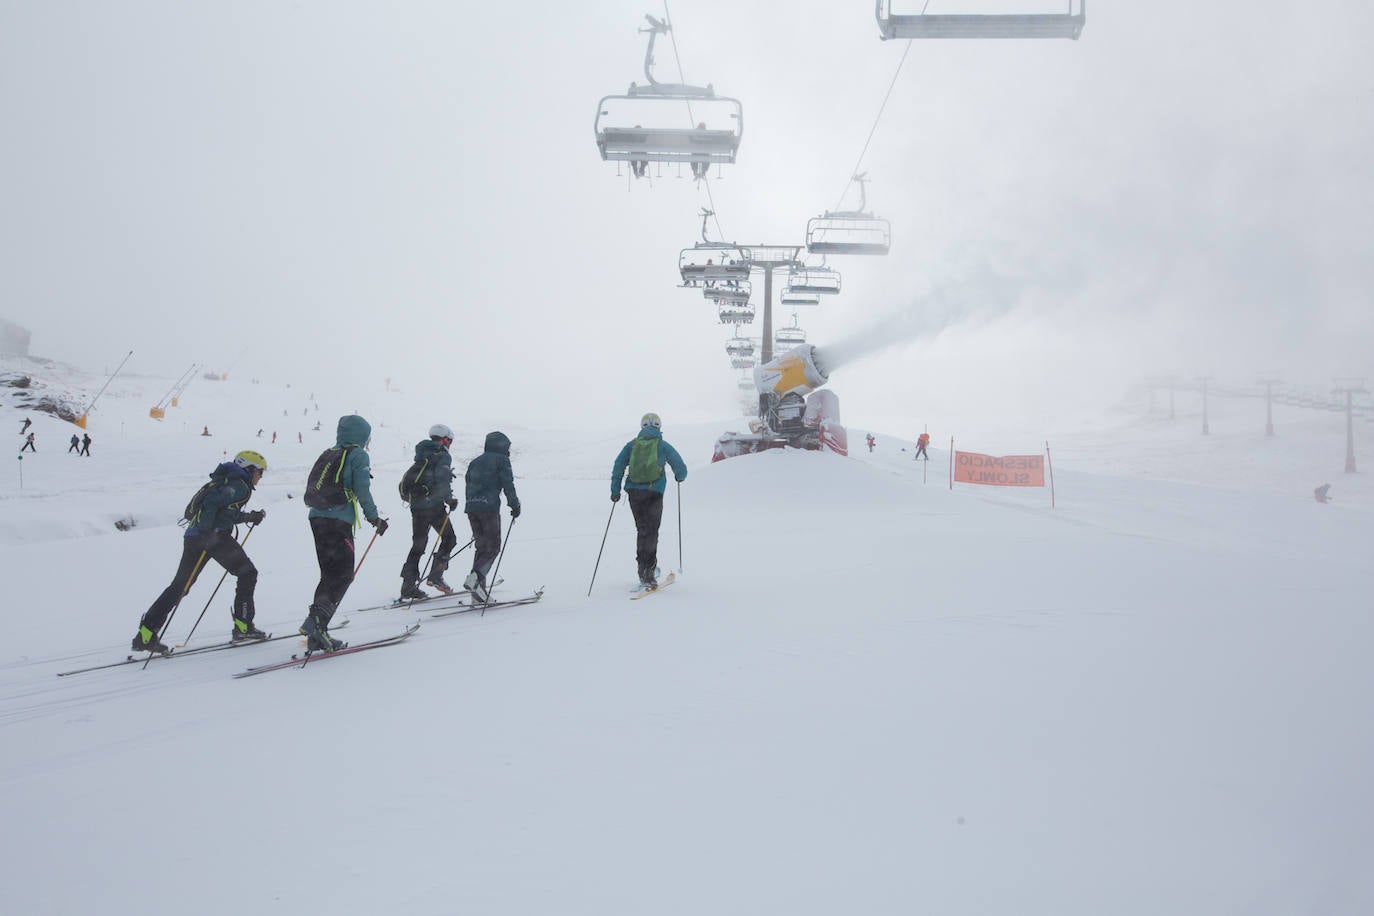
[1315,483,1332,504]
[68,434,80,454]
[19,432,35,453]
[20,417,32,435]
[131,450,269,654]
[80,433,91,457]
[271,431,277,444]
[463,431,521,603]
[915,432,930,460]
[201,426,211,436]
[866,433,876,452]
[399,424,459,598]
[299,415,387,652]
[610,413,687,589]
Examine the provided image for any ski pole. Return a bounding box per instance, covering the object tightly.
[587,500,617,596]
[354,528,380,576]
[676,480,683,574]
[141,549,210,669]
[481,517,516,614]
[177,524,258,647]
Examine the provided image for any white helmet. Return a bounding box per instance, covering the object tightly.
[640,412,662,430]
[429,423,454,441]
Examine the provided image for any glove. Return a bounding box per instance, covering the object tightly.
[446,498,458,512]
[611,493,620,502]
[245,509,266,525]
[371,517,389,536]
[510,506,521,519]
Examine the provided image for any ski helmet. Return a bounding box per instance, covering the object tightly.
[233,450,267,473]
[429,423,454,441]
[640,412,662,430]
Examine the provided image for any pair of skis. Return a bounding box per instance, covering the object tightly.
[347,579,506,614]
[630,572,676,600]
[429,588,545,619]
[233,624,420,679]
[55,620,352,678]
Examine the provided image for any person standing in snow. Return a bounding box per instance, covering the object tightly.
[463,431,521,603]
[914,432,930,460]
[398,424,459,599]
[131,450,269,654]
[299,414,387,652]
[69,434,80,454]
[610,413,687,588]
[80,433,91,457]
[866,433,875,452]
[19,432,35,453]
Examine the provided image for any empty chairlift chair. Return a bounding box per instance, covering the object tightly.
[785,265,842,296]
[595,16,744,179]
[806,174,891,256]
[774,319,807,353]
[875,0,1086,41]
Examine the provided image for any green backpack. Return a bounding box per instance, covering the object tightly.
[627,437,662,485]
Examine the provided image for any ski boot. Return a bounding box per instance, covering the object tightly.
[638,565,660,590]
[464,571,490,603]
[298,611,345,653]
[425,574,454,596]
[132,625,171,655]
[399,578,431,601]
[231,618,269,642]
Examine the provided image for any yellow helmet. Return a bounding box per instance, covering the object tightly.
[234,450,267,473]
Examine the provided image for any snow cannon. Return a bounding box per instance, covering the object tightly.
[712,344,849,461]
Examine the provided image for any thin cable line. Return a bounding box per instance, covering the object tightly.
[832,38,913,213]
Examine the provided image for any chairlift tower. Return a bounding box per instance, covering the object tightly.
[1257,376,1282,437]
[1198,376,1212,435]
[1333,379,1367,473]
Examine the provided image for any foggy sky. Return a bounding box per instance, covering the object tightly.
[2,1,1371,432]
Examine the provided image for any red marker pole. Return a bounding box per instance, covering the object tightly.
[1046,440,1056,509]
[948,437,954,490]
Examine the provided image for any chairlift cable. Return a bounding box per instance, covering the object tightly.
[662,0,730,243]
[831,37,914,213]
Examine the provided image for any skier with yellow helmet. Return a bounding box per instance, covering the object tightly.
[131,449,269,654]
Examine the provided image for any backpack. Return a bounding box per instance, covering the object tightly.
[304,446,354,509]
[182,472,228,527]
[398,456,431,504]
[627,437,662,485]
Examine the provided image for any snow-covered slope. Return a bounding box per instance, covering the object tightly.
[1,362,1371,915]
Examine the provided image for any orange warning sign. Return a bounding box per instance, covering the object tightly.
[953,451,1045,487]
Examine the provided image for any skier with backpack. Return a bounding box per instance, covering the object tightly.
[463,431,521,603]
[299,414,388,651]
[610,413,687,589]
[397,423,459,598]
[131,450,269,654]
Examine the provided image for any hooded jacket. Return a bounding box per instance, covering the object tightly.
[611,425,687,497]
[464,431,520,515]
[308,414,380,526]
[407,437,454,511]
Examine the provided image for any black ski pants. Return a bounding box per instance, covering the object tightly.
[628,488,665,577]
[467,511,502,581]
[309,516,355,622]
[140,530,257,633]
[403,507,457,581]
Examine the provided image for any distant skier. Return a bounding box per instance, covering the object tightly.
[1315,483,1332,504]
[201,426,211,436]
[20,417,32,435]
[866,433,875,452]
[19,432,35,453]
[463,431,521,603]
[299,415,387,652]
[271,431,277,444]
[611,413,687,589]
[80,433,91,457]
[915,432,930,460]
[398,424,459,599]
[131,450,269,654]
[257,428,263,438]
[69,434,80,454]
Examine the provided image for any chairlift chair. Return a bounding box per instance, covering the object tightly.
[718,302,756,326]
[731,356,757,370]
[595,16,744,174]
[726,336,755,359]
[780,289,821,308]
[706,281,752,306]
[680,209,750,286]
[774,320,807,352]
[876,0,1086,41]
[786,265,842,296]
[806,173,891,256]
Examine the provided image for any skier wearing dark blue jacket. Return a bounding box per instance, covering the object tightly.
[132,450,269,654]
[611,413,687,587]
[463,431,521,602]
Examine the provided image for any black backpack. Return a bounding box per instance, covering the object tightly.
[182,472,228,527]
[304,446,354,509]
[398,456,431,504]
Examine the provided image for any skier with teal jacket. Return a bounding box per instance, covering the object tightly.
[299,414,388,651]
[611,413,687,587]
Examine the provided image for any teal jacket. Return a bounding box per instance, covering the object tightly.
[186,462,256,536]
[464,431,520,515]
[308,415,380,526]
[407,437,454,511]
[612,426,687,497]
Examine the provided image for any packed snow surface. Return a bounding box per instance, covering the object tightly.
[1,361,1371,915]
